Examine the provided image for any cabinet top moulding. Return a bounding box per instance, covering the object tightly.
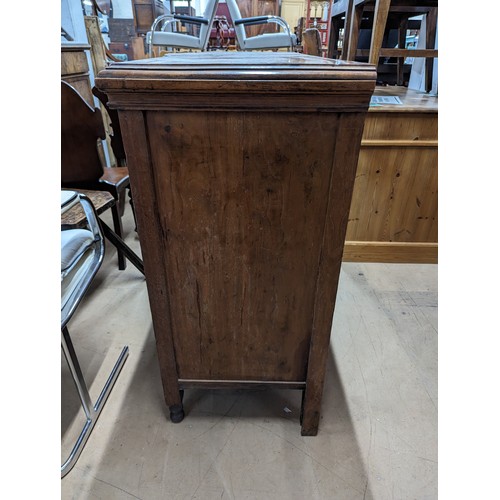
[96,52,377,111]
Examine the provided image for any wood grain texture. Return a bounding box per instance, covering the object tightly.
[61,43,94,106]
[145,110,339,382]
[345,86,438,263]
[343,241,437,263]
[301,112,367,435]
[346,145,438,242]
[84,15,117,167]
[118,109,182,408]
[97,52,376,434]
[237,0,280,36]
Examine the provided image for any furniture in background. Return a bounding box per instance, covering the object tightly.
[61,42,94,106]
[96,51,376,436]
[232,0,281,37]
[302,27,322,55]
[61,80,132,270]
[92,86,138,230]
[208,2,236,49]
[61,189,144,275]
[328,0,438,91]
[304,0,333,56]
[173,4,198,35]
[108,18,146,60]
[225,0,297,51]
[61,40,111,169]
[132,0,165,37]
[61,190,129,477]
[84,15,120,167]
[343,85,437,263]
[146,0,219,55]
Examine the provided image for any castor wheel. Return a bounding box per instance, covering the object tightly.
[169,403,185,423]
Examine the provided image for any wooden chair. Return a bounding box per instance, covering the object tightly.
[61,80,131,270]
[329,0,437,91]
[302,28,322,57]
[92,86,137,229]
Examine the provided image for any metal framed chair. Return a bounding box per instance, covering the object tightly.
[225,0,297,51]
[61,190,129,478]
[146,0,219,56]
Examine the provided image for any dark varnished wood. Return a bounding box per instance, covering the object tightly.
[61,81,106,184]
[117,110,183,410]
[61,81,132,270]
[96,52,376,435]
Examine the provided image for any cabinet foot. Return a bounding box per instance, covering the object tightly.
[169,404,184,423]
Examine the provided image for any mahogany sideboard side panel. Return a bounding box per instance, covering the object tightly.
[96,52,376,436]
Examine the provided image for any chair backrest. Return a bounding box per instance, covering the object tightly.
[92,86,126,165]
[198,0,221,49]
[303,28,322,57]
[61,81,106,184]
[224,0,247,46]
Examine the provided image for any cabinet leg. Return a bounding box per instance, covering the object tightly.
[169,389,185,423]
[300,389,305,425]
[300,387,320,436]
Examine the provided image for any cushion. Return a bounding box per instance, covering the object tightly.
[243,33,297,50]
[61,229,95,276]
[147,31,203,49]
[61,190,79,214]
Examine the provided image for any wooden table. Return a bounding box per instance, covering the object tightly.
[344,85,437,263]
[61,189,144,275]
[96,52,376,436]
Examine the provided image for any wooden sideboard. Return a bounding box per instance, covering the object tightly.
[344,85,438,263]
[96,52,376,436]
[61,42,93,106]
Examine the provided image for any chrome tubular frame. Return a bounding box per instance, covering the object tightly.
[61,192,129,478]
[61,329,129,478]
[263,16,295,51]
[148,15,180,57]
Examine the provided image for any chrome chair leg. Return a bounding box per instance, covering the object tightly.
[61,326,129,478]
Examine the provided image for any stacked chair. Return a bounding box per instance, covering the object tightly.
[146,0,297,54]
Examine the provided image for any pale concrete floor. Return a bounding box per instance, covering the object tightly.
[61,202,438,500]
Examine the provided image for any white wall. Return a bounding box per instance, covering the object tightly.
[111,0,134,18]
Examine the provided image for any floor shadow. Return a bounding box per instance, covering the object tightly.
[63,324,372,498]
